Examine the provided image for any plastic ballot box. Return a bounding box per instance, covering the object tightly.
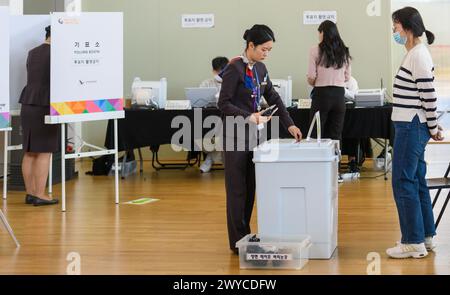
[253,138,340,259]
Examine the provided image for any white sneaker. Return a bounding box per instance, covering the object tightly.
[338,174,344,183]
[424,237,436,251]
[386,242,428,259]
[200,155,213,173]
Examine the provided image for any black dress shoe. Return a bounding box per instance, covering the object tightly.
[33,197,59,207]
[25,194,38,204]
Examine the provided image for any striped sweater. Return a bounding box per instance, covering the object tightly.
[392,43,438,136]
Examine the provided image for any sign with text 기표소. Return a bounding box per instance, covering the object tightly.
[181,14,214,28]
[0,6,10,129]
[303,11,337,25]
[50,12,123,121]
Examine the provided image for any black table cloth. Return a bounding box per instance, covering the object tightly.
[105,105,393,152]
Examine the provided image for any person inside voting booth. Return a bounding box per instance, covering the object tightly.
[19,26,59,206]
[218,24,302,255]
[198,56,229,173]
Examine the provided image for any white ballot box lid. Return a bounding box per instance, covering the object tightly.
[253,139,339,163]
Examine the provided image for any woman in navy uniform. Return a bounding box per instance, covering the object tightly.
[218,24,302,254]
[19,26,59,206]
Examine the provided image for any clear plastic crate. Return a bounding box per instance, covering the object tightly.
[235,234,311,270]
[109,160,137,178]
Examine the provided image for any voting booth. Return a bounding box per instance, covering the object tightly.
[47,12,124,212]
[253,137,339,259]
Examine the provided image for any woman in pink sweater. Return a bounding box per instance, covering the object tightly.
[307,20,351,144]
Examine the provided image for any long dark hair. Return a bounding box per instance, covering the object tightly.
[243,24,275,49]
[392,6,434,45]
[317,20,351,69]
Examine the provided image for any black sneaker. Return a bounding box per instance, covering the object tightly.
[348,160,360,173]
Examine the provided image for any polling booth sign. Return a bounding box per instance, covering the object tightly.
[49,12,123,123]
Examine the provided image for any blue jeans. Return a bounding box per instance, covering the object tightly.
[392,116,436,244]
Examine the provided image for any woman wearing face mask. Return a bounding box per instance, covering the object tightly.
[218,24,302,254]
[307,20,351,182]
[387,7,444,259]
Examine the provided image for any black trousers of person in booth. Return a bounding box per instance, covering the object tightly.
[310,86,346,141]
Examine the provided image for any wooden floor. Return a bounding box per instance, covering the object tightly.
[1,160,449,275]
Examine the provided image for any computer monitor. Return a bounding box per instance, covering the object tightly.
[185,87,218,108]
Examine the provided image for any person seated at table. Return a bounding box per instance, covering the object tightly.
[198,56,229,173]
[344,76,358,101]
[200,56,229,102]
[342,76,367,173]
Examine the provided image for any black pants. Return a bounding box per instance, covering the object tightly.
[224,151,255,251]
[310,86,346,141]
[342,138,373,158]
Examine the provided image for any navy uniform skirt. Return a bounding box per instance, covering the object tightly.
[20,104,60,153]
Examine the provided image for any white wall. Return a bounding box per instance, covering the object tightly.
[0,0,23,14]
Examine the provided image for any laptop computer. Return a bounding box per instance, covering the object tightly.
[185,87,218,108]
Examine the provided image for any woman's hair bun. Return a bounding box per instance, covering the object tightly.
[243,29,250,40]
